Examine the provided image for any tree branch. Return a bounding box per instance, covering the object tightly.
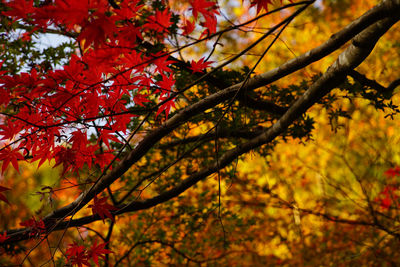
[349,69,400,96]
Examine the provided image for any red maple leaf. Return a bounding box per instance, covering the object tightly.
[114,1,143,21]
[250,0,273,14]
[0,231,9,243]
[156,73,175,94]
[249,0,293,14]
[88,241,113,266]
[182,18,195,35]
[189,57,214,73]
[200,14,217,36]
[0,119,20,140]
[0,185,11,205]
[133,92,151,107]
[66,243,90,267]
[189,0,217,20]
[88,195,118,222]
[0,146,24,174]
[156,94,176,119]
[98,129,122,149]
[149,52,176,74]
[146,9,172,33]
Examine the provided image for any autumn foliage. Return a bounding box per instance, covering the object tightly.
[1,0,400,265]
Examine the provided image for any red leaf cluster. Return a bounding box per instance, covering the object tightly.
[0,0,188,176]
[374,167,400,210]
[384,166,400,178]
[66,241,113,267]
[88,195,118,222]
[375,185,399,210]
[181,0,219,37]
[19,217,46,237]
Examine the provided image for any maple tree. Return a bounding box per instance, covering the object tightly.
[0,0,400,265]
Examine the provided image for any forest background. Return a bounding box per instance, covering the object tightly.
[0,0,400,266]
